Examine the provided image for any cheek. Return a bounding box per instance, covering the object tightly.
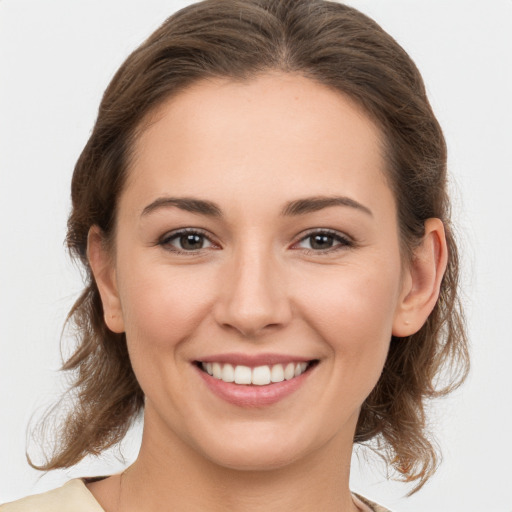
[297,259,400,328]
[116,257,217,362]
[292,258,402,376]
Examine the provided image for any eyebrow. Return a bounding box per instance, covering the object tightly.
[141,195,373,218]
[281,196,373,217]
[141,197,222,217]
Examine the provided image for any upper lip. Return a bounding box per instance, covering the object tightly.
[195,353,315,367]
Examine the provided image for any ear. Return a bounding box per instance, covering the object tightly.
[87,226,125,333]
[392,218,448,337]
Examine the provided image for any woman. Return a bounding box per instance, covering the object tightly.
[1,0,469,511]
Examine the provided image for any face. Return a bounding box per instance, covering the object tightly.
[95,73,414,470]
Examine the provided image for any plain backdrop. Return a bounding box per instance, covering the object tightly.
[1,1,511,511]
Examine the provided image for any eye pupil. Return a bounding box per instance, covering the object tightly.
[310,234,333,250]
[180,234,204,250]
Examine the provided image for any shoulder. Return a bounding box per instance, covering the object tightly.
[0,479,105,512]
[353,492,393,512]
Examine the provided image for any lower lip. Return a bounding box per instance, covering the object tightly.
[195,364,314,407]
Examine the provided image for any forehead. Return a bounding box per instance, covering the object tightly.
[124,72,392,217]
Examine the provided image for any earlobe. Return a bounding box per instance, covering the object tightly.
[87,226,125,334]
[392,218,448,337]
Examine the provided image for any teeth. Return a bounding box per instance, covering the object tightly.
[284,362,295,380]
[270,364,284,383]
[252,366,271,386]
[212,362,222,379]
[201,361,311,385]
[294,362,308,377]
[221,363,235,383]
[234,365,252,384]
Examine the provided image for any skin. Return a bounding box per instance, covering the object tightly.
[87,72,447,512]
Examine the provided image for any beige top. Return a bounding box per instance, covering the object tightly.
[0,479,392,512]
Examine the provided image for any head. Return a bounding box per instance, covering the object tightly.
[37,0,468,493]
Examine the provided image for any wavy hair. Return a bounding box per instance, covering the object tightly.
[30,0,469,493]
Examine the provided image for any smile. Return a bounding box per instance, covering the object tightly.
[199,361,311,386]
[194,357,319,407]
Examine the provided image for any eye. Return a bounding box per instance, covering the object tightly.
[159,229,215,253]
[294,230,353,253]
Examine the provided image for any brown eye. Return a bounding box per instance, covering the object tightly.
[309,234,335,250]
[295,230,353,252]
[179,233,206,250]
[160,229,214,253]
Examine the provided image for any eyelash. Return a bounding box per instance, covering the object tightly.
[292,229,355,255]
[157,228,355,256]
[158,228,216,255]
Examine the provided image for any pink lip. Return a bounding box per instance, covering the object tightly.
[197,352,312,367]
[194,361,316,408]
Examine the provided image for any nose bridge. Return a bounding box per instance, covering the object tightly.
[215,237,290,337]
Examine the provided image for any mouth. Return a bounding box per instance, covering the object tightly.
[194,360,319,386]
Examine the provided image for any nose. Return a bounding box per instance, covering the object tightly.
[213,245,292,339]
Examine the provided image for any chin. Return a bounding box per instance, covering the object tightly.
[204,444,305,472]
[189,422,324,472]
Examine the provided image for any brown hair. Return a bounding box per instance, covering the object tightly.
[30,0,469,493]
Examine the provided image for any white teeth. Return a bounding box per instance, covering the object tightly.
[252,366,271,386]
[212,362,222,379]
[201,361,311,385]
[221,363,235,383]
[234,365,252,384]
[270,364,284,383]
[294,362,308,377]
[284,362,295,380]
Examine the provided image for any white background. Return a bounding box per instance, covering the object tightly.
[1,1,511,510]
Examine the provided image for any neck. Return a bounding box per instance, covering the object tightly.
[117,407,360,512]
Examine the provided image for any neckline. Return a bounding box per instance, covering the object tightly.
[76,477,379,512]
[77,477,109,512]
